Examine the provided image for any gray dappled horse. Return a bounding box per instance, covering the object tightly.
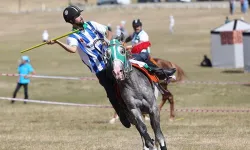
[103,39,167,150]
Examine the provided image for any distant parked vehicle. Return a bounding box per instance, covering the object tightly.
[97,0,118,5]
[137,0,191,2]
[97,0,131,5]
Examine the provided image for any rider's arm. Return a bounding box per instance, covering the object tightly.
[124,35,132,43]
[126,45,133,51]
[55,39,77,53]
[46,36,77,53]
[91,21,112,41]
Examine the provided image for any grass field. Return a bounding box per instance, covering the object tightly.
[0,5,250,150]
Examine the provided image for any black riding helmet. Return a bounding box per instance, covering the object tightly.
[132,19,142,29]
[63,5,83,23]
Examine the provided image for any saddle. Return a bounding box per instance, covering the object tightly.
[133,60,176,96]
[131,63,159,84]
[131,63,172,95]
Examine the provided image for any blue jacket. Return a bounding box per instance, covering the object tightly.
[18,63,34,84]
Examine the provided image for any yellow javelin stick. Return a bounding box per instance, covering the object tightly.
[20,29,80,53]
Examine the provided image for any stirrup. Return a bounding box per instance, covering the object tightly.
[158,69,170,81]
[163,68,176,76]
[163,75,176,84]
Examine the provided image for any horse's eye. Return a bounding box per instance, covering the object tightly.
[119,47,126,55]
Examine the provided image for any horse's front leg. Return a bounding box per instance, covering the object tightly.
[140,135,150,150]
[130,108,154,150]
[158,83,175,121]
[149,105,167,150]
[109,112,119,124]
[167,92,175,120]
[158,95,167,112]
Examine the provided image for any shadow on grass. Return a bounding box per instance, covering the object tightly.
[243,83,250,87]
[92,120,109,124]
[221,70,244,74]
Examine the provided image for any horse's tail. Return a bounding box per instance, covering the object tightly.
[170,62,186,82]
[153,58,186,82]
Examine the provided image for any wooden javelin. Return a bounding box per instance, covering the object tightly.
[20,29,80,53]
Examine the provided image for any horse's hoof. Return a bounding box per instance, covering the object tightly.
[153,147,159,150]
[109,118,116,124]
[143,146,155,150]
[169,118,174,122]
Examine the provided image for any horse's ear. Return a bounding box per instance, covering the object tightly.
[115,32,125,42]
[120,32,124,42]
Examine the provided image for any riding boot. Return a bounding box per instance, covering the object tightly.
[146,60,176,80]
[97,70,131,128]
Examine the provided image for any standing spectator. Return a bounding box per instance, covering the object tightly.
[169,15,175,34]
[120,20,128,37]
[230,0,235,15]
[42,30,49,42]
[241,0,249,14]
[11,56,35,104]
[116,25,121,37]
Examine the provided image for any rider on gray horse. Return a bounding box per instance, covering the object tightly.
[46,5,131,128]
[124,19,176,80]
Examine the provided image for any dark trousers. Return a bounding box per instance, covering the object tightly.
[96,69,121,115]
[13,83,29,99]
[132,52,158,69]
[97,68,131,128]
[132,52,149,62]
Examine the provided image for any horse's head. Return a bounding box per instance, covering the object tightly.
[106,39,132,81]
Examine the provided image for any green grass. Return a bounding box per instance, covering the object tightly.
[0,7,249,150]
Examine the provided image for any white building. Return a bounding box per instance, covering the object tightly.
[210,19,250,68]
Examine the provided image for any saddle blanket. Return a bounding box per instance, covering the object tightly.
[129,59,159,83]
[129,59,148,68]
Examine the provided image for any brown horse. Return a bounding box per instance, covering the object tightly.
[109,57,186,123]
[153,58,186,120]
